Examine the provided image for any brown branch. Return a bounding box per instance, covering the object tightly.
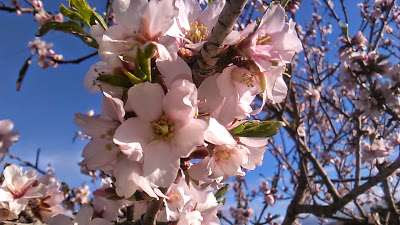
[379,164,400,224]
[297,138,341,202]
[193,0,248,86]
[142,199,163,225]
[0,5,33,13]
[296,156,400,218]
[281,155,308,225]
[52,51,98,64]
[7,153,46,175]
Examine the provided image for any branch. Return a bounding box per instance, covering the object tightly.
[7,152,46,175]
[193,0,248,86]
[52,51,98,64]
[379,165,400,224]
[0,5,33,14]
[281,155,308,225]
[296,156,400,218]
[142,199,163,225]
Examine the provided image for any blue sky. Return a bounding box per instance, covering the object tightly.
[0,0,363,220]
[0,0,103,186]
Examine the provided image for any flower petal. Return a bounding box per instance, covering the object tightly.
[143,141,180,187]
[102,92,125,122]
[156,57,192,88]
[127,82,164,121]
[172,119,207,157]
[75,113,118,138]
[82,139,118,171]
[259,5,286,35]
[113,118,153,159]
[114,158,158,199]
[204,118,236,146]
[164,79,197,125]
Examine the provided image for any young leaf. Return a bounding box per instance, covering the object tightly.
[63,0,108,30]
[215,184,229,204]
[231,120,283,138]
[59,4,85,22]
[37,21,98,48]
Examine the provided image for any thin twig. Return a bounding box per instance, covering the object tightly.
[52,51,98,64]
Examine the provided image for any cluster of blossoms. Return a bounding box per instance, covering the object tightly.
[67,0,302,224]
[2,0,301,224]
[29,0,64,25]
[339,30,400,161]
[0,164,66,222]
[28,38,63,69]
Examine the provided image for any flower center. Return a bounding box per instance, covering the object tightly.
[257,34,272,45]
[167,191,181,204]
[232,68,256,88]
[214,146,232,161]
[151,115,175,140]
[186,21,208,44]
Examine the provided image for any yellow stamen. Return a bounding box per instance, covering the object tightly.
[186,21,209,43]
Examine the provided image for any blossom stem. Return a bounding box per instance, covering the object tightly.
[193,0,248,86]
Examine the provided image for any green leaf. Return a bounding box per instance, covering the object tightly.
[64,0,108,30]
[37,21,98,48]
[16,56,32,91]
[214,184,229,204]
[135,45,156,82]
[59,4,85,22]
[91,11,108,30]
[69,0,92,22]
[230,120,283,138]
[97,74,134,88]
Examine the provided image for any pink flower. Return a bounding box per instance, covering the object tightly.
[93,193,128,221]
[238,4,302,104]
[190,118,250,178]
[48,205,112,225]
[198,66,260,126]
[239,137,269,170]
[35,175,67,221]
[77,92,142,172]
[75,111,120,172]
[163,176,191,221]
[98,0,179,69]
[0,165,44,215]
[177,210,203,225]
[114,79,207,187]
[186,184,220,225]
[241,4,302,72]
[156,56,193,88]
[174,0,226,50]
[0,120,19,158]
[112,158,159,199]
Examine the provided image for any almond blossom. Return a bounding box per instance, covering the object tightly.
[240,4,302,72]
[0,119,19,158]
[48,205,112,225]
[114,79,207,187]
[198,66,260,126]
[34,175,68,221]
[238,4,302,103]
[98,0,179,70]
[174,0,225,50]
[0,164,44,215]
